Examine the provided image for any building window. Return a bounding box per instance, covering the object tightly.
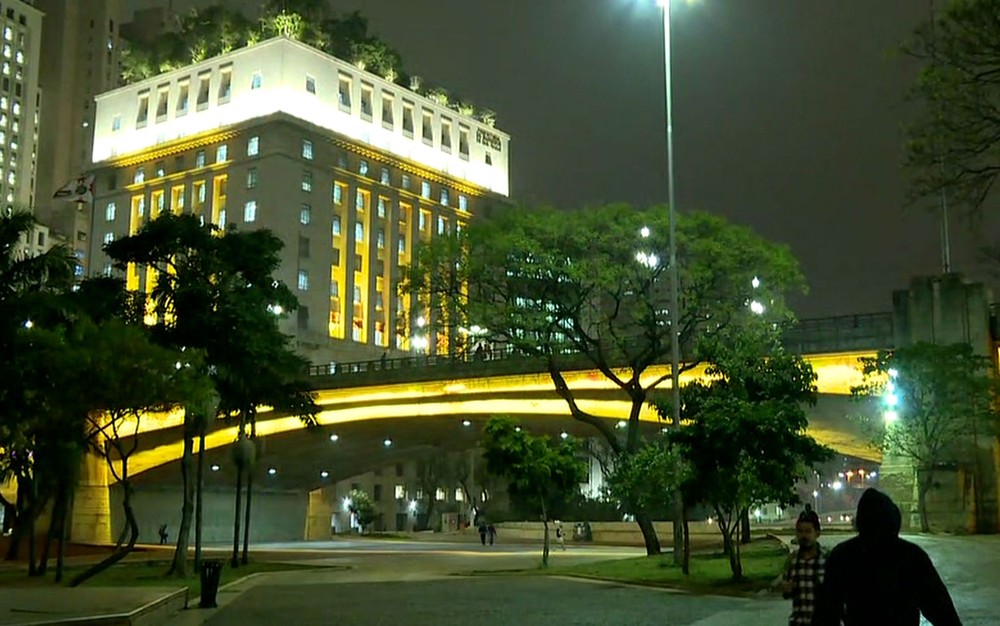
[381,95,394,127]
[216,144,228,163]
[251,71,262,90]
[394,484,405,499]
[485,153,493,166]
[401,174,411,190]
[440,189,449,206]
[458,195,468,211]
[246,168,258,189]
[111,115,121,131]
[402,103,414,135]
[377,197,386,218]
[377,229,385,249]
[333,184,344,205]
[300,203,311,225]
[136,91,149,126]
[105,202,116,221]
[338,77,351,108]
[103,232,115,245]
[195,150,206,168]
[156,87,169,120]
[459,127,470,157]
[218,66,232,103]
[301,171,312,192]
[437,216,446,235]
[177,81,189,113]
[435,488,445,502]
[378,168,390,186]
[297,269,309,291]
[305,75,316,94]
[332,215,342,236]
[357,161,369,177]
[133,167,145,184]
[197,72,210,109]
[441,121,452,150]
[302,139,313,160]
[422,111,433,142]
[297,306,309,330]
[360,85,373,117]
[337,153,348,169]
[299,236,310,258]
[155,161,166,177]
[355,222,364,242]
[244,200,257,223]
[247,136,259,156]
[421,181,431,199]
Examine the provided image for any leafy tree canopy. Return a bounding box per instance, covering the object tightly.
[903,0,1000,216]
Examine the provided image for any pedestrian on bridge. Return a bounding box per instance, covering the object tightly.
[478,521,488,546]
[811,488,961,626]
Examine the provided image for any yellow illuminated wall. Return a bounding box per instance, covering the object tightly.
[352,188,371,344]
[329,181,348,339]
[396,202,413,350]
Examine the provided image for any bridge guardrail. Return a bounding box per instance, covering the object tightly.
[307,312,897,387]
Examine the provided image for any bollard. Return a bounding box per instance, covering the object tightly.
[199,559,224,608]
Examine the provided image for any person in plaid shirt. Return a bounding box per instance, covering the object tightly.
[782,509,826,625]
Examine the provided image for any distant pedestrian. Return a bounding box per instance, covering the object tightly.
[478,521,488,546]
[811,488,961,626]
[380,350,388,370]
[554,521,565,551]
[487,523,497,546]
[158,524,168,545]
[475,344,486,361]
[782,510,826,625]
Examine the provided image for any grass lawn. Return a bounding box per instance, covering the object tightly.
[552,539,788,595]
[0,559,340,597]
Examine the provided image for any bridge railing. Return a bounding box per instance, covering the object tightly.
[307,312,896,387]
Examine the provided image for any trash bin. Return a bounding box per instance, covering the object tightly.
[199,559,224,608]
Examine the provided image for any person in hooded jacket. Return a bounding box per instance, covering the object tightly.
[811,488,962,626]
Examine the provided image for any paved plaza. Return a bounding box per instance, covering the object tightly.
[158,534,1000,626]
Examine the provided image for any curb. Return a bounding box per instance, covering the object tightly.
[13,587,188,626]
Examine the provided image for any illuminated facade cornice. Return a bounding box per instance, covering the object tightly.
[92,37,510,196]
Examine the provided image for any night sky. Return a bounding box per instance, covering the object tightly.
[129,0,997,317]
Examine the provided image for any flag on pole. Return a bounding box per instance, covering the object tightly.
[53,174,95,204]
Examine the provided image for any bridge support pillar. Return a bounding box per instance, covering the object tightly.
[305,487,334,541]
[887,274,1000,533]
[70,452,112,544]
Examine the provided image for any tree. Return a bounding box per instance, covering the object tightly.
[603,439,689,567]
[104,214,318,574]
[903,0,1000,216]
[63,319,207,587]
[481,417,586,567]
[347,489,376,534]
[405,204,804,557]
[851,342,994,532]
[659,326,832,581]
[0,211,75,569]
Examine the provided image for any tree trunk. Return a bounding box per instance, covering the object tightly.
[3,483,24,561]
[681,514,690,576]
[168,434,195,577]
[917,470,934,533]
[55,491,73,583]
[241,471,253,565]
[231,465,243,568]
[671,490,684,564]
[635,511,662,556]
[70,478,140,587]
[26,479,38,576]
[540,499,550,568]
[37,489,62,576]
[730,513,744,581]
[740,509,752,544]
[195,428,206,571]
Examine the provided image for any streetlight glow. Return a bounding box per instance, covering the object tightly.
[320,471,329,478]
[267,467,277,476]
[23,319,33,329]
[884,409,899,424]
[832,480,843,491]
[383,438,393,447]
[750,300,765,315]
[329,434,339,442]
[751,276,760,289]
[640,226,651,238]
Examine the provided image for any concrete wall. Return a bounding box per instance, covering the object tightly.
[110,484,308,545]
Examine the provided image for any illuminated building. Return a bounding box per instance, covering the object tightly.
[87,36,510,364]
[33,0,124,276]
[0,0,41,212]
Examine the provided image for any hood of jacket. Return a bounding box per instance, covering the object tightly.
[855,488,902,539]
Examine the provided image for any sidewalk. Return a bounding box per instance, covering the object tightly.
[0,587,187,626]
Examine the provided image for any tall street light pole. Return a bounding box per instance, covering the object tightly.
[659,0,685,566]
